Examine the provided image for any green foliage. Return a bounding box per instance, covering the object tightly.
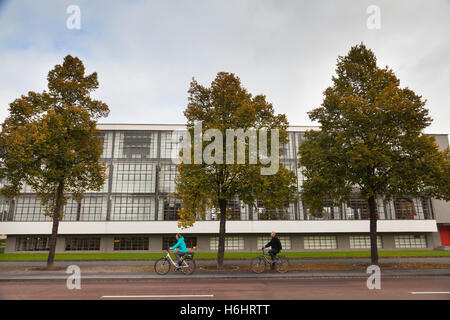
[299,43,450,213]
[176,72,298,227]
[0,55,110,217]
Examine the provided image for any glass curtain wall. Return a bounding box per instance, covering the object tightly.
[1,129,434,221]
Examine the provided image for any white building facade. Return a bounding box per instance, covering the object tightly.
[1,124,449,253]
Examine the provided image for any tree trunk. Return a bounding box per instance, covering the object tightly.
[46,181,64,269]
[368,195,379,266]
[217,199,227,269]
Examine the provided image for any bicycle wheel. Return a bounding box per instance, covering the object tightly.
[274,256,289,273]
[251,256,266,274]
[154,258,171,275]
[181,259,196,275]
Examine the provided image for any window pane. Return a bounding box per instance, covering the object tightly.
[349,235,383,249]
[304,236,337,249]
[16,236,50,251]
[394,234,427,248]
[65,237,101,251]
[210,236,244,251]
[114,237,149,250]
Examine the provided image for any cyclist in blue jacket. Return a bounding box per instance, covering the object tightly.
[171,233,188,267]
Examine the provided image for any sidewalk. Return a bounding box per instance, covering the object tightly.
[1,256,450,267]
[1,256,449,281]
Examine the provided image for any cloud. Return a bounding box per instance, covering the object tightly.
[0,0,449,133]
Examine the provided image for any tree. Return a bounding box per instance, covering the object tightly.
[0,55,109,268]
[298,43,450,265]
[175,72,298,268]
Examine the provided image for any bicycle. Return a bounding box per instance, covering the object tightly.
[251,248,289,273]
[154,249,196,275]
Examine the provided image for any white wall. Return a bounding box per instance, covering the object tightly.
[0,220,437,235]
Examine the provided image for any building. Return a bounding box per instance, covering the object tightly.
[0,124,449,253]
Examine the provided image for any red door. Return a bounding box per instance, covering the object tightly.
[439,226,450,246]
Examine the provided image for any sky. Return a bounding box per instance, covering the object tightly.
[0,0,449,133]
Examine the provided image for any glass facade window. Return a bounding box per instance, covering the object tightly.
[113,237,149,250]
[394,234,427,248]
[225,199,241,221]
[159,164,177,193]
[208,199,248,221]
[15,236,50,251]
[65,237,101,251]
[162,236,197,250]
[63,199,81,221]
[112,162,156,193]
[393,198,427,220]
[257,236,292,250]
[99,131,114,159]
[304,236,337,249]
[114,131,158,159]
[87,165,110,193]
[14,196,50,222]
[349,235,383,249]
[110,195,154,221]
[293,132,304,191]
[162,196,182,221]
[257,200,293,220]
[422,199,432,219]
[210,236,244,250]
[394,199,416,219]
[280,133,297,160]
[0,198,10,221]
[344,196,369,220]
[0,129,437,223]
[63,196,107,221]
[302,198,341,220]
[160,131,186,160]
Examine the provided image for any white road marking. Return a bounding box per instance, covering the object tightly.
[101,294,214,298]
[410,292,450,294]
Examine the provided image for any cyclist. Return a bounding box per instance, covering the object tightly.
[262,232,282,270]
[171,233,188,267]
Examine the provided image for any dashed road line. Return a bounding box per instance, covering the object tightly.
[101,294,214,298]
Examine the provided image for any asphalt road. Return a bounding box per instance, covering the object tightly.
[1,277,449,300]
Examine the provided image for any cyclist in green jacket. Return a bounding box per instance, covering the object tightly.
[171,233,188,267]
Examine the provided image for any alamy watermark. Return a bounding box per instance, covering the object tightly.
[366,265,381,290]
[366,5,381,30]
[66,265,81,290]
[169,121,280,175]
[66,5,81,30]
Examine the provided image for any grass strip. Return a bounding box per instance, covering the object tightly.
[1,250,449,261]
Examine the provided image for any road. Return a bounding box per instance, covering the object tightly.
[1,277,449,300]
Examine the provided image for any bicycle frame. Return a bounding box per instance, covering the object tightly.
[250,248,289,273]
[165,250,188,268]
[261,248,276,262]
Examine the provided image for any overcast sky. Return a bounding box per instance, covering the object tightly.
[0,0,449,133]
